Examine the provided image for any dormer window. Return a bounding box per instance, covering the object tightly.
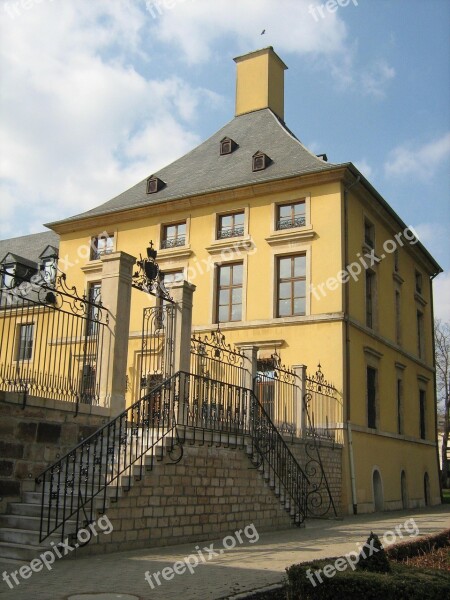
[220,137,237,156]
[41,258,57,285]
[252,151,270,172]
[146,176,165,194]
[1,263,15,289]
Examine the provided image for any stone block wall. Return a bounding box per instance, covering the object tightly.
[82,441,295,556]
[0,392,109,513]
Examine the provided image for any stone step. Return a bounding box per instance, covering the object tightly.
[23,491,118,506]
[0,540,47,562]
[0,527,60,546]
[0,514,77,533]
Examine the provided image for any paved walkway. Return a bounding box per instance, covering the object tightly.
[0,505,449,600]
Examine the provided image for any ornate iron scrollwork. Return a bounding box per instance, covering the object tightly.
[132,241,173,302]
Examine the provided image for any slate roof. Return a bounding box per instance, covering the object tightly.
[47,109,340,226]
[0,231,59,265]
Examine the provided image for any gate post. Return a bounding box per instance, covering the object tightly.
[99,251,136,415]
[170,281,196,424]
[239,345,258,390]
[293,364,307,438]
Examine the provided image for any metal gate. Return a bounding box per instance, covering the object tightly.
[132,242,176,404]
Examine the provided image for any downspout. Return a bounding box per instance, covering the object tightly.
[430,271,443,502]
[343,176,360,515]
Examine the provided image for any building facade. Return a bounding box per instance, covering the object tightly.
[0,48,442,522]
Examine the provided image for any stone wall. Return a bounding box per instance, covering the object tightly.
[82,441,295,556]
[0,392,109,513]
[81,434,343,556]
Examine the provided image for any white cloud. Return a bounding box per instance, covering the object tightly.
[0,0,209,234]
[385,132,450,179]
[354,159,374,180]
[434,272,450,322]
[361,61,395,98]
[150,0,349,64]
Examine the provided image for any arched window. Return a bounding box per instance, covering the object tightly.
[401,470,408,509]
[373,469,384,512]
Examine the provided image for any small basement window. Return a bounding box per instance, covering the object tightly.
[146,176,165,194]
[220,137,237,156]
[252,151,270,172]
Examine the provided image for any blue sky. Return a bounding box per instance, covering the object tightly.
[0,0,449,317]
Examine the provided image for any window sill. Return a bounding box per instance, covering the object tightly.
[265,225,315,246]
[157,246,192,261]
[414,292,427,307]
[206,237,253,255]
[393,271,404,284]
[81,261,103,274]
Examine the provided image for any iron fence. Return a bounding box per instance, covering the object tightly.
[190,327,250,388]
[0,266,108,408]
[304,364,343,443]
[254,352,298,436]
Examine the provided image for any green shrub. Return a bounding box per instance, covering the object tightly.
[286,560,450,600]
[357,531,391,573]
[386,529,450,562]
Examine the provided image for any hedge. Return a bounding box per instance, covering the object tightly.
[386,528,450,562]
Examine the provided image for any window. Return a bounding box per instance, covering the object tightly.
[419,390,426,439]
[367,366,377,429]
[276,201,306,231]
[161,270,184,287]
[217,212,245,240]
[277,255,306,317]
[397,378,403,434]
[365,270,375,328]
[91,234,114,260]
[220,137,237,155]
[42,258,57,284]
[415,270,423,295]
[86,283,101,336]
[364,219,375,248]
[394,249,399,273]
[417,310,424,358]
[252,151,270,172]
[161,222,186,249]
[146,176,165,194]
[80,364,96,404]
[395,290,401,345]
[216,263,243,323]
[1,263,14,288]
[17,324,34,361]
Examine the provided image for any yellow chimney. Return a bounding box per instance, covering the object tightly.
[234,47,288,120]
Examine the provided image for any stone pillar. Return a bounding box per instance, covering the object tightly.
[239,345,258,431]
[99,252,135,415]
[293,364,307,438]
[170,281,196,424]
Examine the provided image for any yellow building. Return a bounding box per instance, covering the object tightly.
[1,48,442,516]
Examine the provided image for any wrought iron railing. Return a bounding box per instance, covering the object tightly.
[254,353,298,436]
[217,226,245,240]
[248,386,309,525]
[276,216,306,230]
[161,237,186,249]
[36,373,184,544]
[191,327,250,388]
[0,267,108,409]
[179,370,309,525]
[304,364,343,443]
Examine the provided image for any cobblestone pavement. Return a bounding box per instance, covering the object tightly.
[0,505,449,600]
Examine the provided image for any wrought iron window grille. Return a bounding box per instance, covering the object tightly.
[276,216,306,230]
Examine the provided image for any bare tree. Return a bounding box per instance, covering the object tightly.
[435,319,450,488]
